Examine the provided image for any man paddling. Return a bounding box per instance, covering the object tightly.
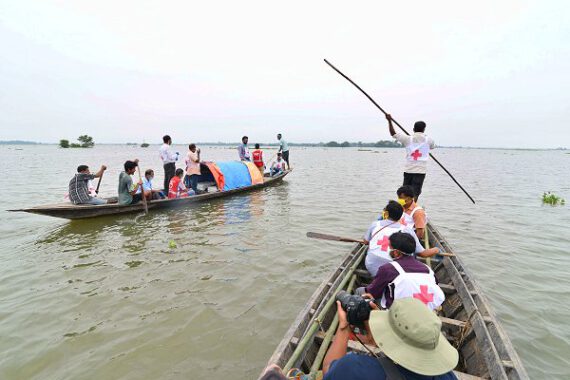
[68,164,107,205]
[387,114,435,201]
[118,160,143,205]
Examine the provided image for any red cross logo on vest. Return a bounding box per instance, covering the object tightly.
[411,149,422,161]
[413,285,434,305]
[377,235,390,251]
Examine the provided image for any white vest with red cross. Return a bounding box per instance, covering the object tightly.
[406,135,430,163]
[380,261,445,311]
[399,206,425,230]
[366,222,408,276]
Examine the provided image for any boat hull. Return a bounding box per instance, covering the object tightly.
[10,170,291,220]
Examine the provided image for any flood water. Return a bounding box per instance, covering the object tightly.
[0,145,568,379]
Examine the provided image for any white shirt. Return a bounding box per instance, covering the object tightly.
[159,143,178,164]
[393,132,435,174]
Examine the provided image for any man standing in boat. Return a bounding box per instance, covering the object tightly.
[277,133,290,170]
[159,135,179,193]
[238,136,251,162]
[387,114,435,201]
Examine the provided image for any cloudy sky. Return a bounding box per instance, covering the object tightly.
[0,1,568,148]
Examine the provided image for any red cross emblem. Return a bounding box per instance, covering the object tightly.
[377,235,390,251]
[400,217,407,226]
[413,285,434,305]
[410,149,422,161]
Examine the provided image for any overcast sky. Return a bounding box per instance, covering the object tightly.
[0,1,568,148]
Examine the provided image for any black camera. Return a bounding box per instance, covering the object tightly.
[336,290,372,327]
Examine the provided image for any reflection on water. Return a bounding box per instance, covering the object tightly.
[0,145,569,379]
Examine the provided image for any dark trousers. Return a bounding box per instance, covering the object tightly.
[131,193,143,205]
[282,150,290,168]
[403,172,426,200]
[163,163,176,192]
[184,174,199,193]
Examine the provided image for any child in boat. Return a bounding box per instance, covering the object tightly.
[168,168,193,199]
[270,153,286,176]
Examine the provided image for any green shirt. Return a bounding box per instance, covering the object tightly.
[279,138,289,152]
[118,172,133,205]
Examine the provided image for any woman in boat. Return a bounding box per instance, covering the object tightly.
[364,201,438,277]
[168,168,191,199]
[322,298,458,379]
[358,232,444,311]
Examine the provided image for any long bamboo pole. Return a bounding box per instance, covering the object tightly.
[323,59,476,205]
[283,245,367,372]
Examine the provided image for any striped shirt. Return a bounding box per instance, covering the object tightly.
[69,173,96,204]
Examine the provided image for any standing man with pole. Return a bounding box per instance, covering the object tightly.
[277,133,290,170]
[159,135,179,193]
[387,115,435,201]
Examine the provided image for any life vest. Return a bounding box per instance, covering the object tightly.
[400,205,425,229]
[380,261,445,311]
[252,150,264,167]
[168,176,181,199]
[365,222,408,276]
[406,135,430,162]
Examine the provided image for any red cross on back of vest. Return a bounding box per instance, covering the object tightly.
[411,149,423,161]
[413,285,434,305]
[377,235,390,251]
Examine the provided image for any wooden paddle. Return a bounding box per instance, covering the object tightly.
[95,172,103,194]
[323,59,476,205]
[136,164,148,214]
[306,232,367,245]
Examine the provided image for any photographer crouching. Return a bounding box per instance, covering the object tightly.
[322,296,459,379]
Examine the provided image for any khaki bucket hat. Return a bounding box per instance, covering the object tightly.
[368,297,459,376]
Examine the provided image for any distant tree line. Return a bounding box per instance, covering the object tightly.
[323,140,402,148]
[60,135,95,148]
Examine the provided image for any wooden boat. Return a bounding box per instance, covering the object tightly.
[9,170,291,220]
[262,222,528,380]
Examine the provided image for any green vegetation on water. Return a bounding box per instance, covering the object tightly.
[542,192,565,206]
[59,135,95,148]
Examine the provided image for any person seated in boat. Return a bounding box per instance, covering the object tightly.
[69,164,107,205]
[168,168,193,199]
[118,160,143,205]
[364,200,439,277]
[252,143,265,176]
[322,298,459,380]
[397,185,427,239]
[358,232,444,311]
[142,169,165,200]
[184,143,202,194]
[270,153,286,176]
[238,135,251,161]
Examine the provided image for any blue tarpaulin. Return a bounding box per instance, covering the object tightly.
[215,161,252,191]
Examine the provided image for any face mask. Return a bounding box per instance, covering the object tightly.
[397,198,406,206]
[382,210,389,220]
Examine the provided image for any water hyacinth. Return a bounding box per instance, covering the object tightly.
[542,192,565,206]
